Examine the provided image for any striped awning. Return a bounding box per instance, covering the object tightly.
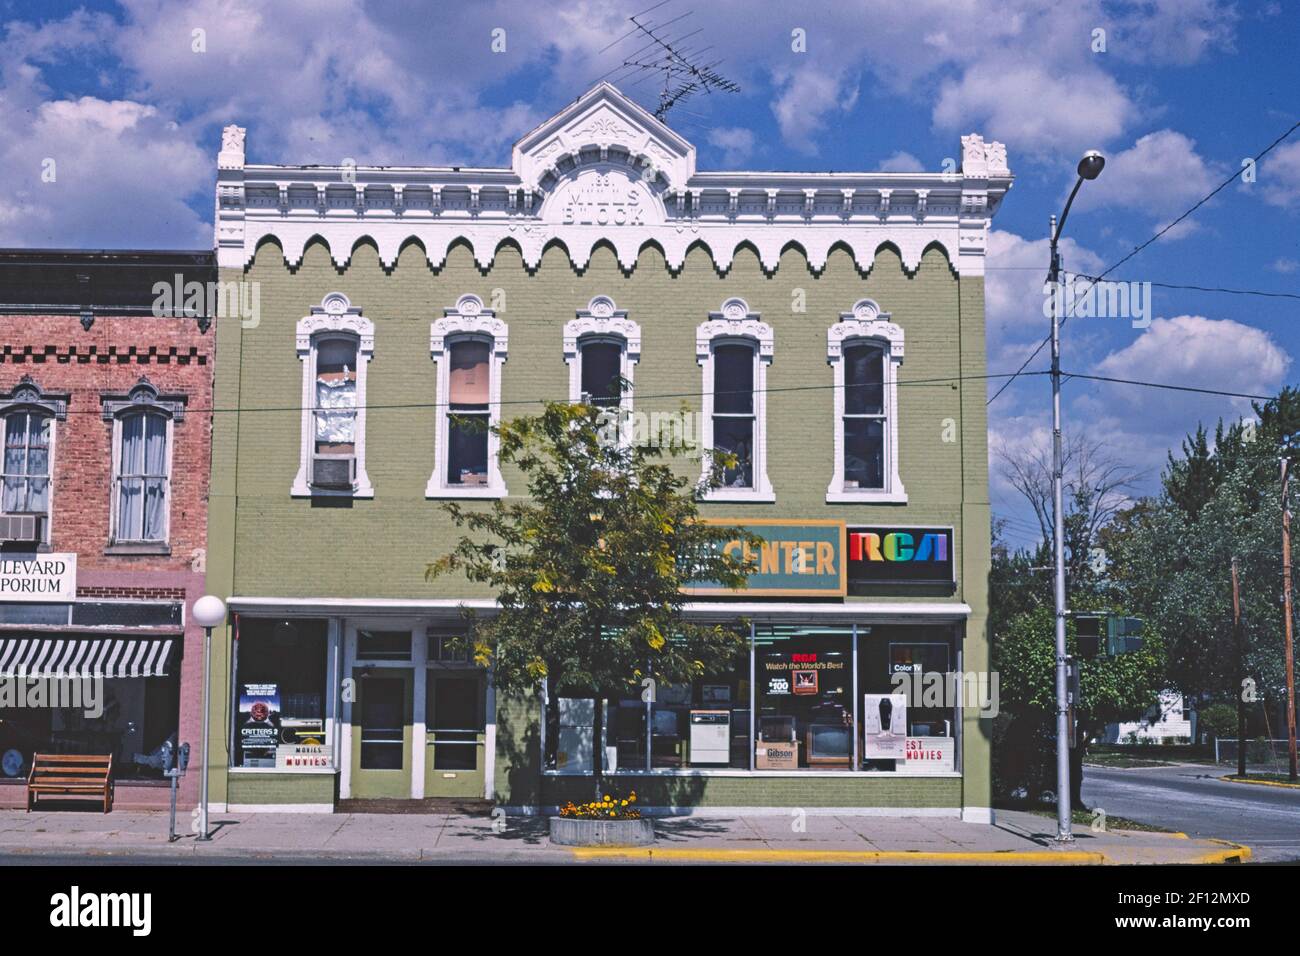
[0,636,177,679]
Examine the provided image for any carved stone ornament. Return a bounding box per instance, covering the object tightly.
[100,376,187,421]
[1,375,68,420]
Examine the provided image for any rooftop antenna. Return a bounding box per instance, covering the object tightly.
[609,2,739,124]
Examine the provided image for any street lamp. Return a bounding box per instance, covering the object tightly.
[1048,150,1104,843]
[192,594,227,842]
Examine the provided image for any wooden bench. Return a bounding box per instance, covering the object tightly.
[27,754,114,813]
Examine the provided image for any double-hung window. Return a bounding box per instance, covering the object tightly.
[429,294,508,498]
[293,293,375,498]
[0,378,66,546]
[696,298,774,502]
[563,297,641,446]
[827,299,906,503]
[102,379,185,549]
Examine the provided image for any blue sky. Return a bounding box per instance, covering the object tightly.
[1,0,1297,547]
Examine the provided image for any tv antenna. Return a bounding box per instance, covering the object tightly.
[599,1,739,124]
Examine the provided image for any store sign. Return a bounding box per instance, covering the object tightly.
[276,744,333,770]
[688,520,846,596]
[904,737,955,773]
[0,553,76,602]
[847,527,954,586]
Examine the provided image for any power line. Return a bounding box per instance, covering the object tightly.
[987,118,1300,407]
[1062,371,1276,402]
[1071,274,1300,301]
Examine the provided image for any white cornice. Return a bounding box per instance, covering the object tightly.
[215,83,1012,277]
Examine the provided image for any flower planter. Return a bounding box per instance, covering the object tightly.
[549,815,655,847]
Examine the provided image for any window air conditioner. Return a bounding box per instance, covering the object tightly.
[311,455,356,490]
[0,514,42,543]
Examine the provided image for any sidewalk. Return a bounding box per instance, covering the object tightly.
[0,808,1250,864]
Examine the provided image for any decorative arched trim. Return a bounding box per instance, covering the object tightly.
[563,297,641,438]
[292,292,376,498]
[826,299,906,504]
[696,298,774,502]
[0,375,68,420]
[428,294,509,499]
[100,377,187,421]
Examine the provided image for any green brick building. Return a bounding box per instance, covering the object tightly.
[204,84,1012,819]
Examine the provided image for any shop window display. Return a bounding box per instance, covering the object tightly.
[230,618,329,768]
[755,625,854,770]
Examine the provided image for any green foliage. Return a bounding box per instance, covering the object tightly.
[1198,702,1237,740]
[426,401,756,701]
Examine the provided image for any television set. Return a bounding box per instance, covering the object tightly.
[652,709,679,737]
[806,724,852,766]
[759,715,795,743]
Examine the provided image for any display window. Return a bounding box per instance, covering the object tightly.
[858,627,958,773]
[755,625,854,770]
[230,618,330,769]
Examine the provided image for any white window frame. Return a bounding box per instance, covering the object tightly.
[427,294,508,499]
[104,381,181,546]
[827,298,906,503]
[292,292,375,498]
[696,297,774,502]
[0,377,66,547]
[564,295,640,443]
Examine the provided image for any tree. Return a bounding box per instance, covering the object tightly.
[995,432,1141,596]
[993,605,1165,808]
[427,401,757,799]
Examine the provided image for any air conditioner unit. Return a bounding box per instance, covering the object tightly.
[311,455,356,490]
[0,514,42,543]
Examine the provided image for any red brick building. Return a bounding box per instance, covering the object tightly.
[0,250,215,811]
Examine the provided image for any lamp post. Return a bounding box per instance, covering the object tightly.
[192,594,228,842]
[1049,150,1104,843]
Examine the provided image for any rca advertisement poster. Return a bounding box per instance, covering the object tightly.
[863,693,907,759]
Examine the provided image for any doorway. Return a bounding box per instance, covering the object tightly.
[349,670,413,798]
[424,671,486,798]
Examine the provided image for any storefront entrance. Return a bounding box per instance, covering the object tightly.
[349,669,413,798]
[342,621,488,801]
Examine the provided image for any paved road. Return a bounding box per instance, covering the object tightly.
[1081,763,1300,862]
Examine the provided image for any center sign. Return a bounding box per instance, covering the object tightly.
[687,520,846,597]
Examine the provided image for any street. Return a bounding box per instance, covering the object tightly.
[1082,764,1300,863]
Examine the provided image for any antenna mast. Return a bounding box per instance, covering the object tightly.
[611,3,739,124]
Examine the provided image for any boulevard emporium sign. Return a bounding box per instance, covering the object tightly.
[686,520,846,597]
[0,553,76,602]
[847,527,954,586]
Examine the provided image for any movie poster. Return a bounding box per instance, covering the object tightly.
[239,683,281,768]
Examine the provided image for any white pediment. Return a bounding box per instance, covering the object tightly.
[513,82,695,193]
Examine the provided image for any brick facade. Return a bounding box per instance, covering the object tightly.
[0,309,213,811]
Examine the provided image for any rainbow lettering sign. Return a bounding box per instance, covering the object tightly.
[847,527,955,586]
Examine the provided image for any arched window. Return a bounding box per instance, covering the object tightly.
[293,293,375,497]
[827,300,906,503]
[0,377,67,545]
[102,379,185,548]
[428,295,508,498]
[696,298,774,501]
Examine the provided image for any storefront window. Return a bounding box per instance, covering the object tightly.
[858,626,958,773]
[755,625,854,770]
[0,633,180,781]
[231,618,329,769]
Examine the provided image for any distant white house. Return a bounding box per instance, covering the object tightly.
[1102,690,1193,744]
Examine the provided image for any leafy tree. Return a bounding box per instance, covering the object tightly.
[427,401,756,799]
[993,606,1165,808]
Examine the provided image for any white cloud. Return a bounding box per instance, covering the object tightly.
[933,59,1134,157]
[769,65,858,155]
[876,150,925,172]
[1069,129,1223,222]
[1258,139,1300,211]
[1272,257,1300,274]
[706,127,756,167]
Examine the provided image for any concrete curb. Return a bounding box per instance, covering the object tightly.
[571,847,1107,864]
[1219,774,1300,790]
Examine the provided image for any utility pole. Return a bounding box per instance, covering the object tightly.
[1231,557,1246,778]
[1045,150,1105,843]
[1282,458,1298,781]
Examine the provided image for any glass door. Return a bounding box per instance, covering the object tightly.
[424,672,485,798]
[350,670,413,798]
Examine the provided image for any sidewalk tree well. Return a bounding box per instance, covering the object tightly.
[427,401,757,800]
[992,605,1166,808]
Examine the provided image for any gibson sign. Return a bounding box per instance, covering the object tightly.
[847,527,954,586]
